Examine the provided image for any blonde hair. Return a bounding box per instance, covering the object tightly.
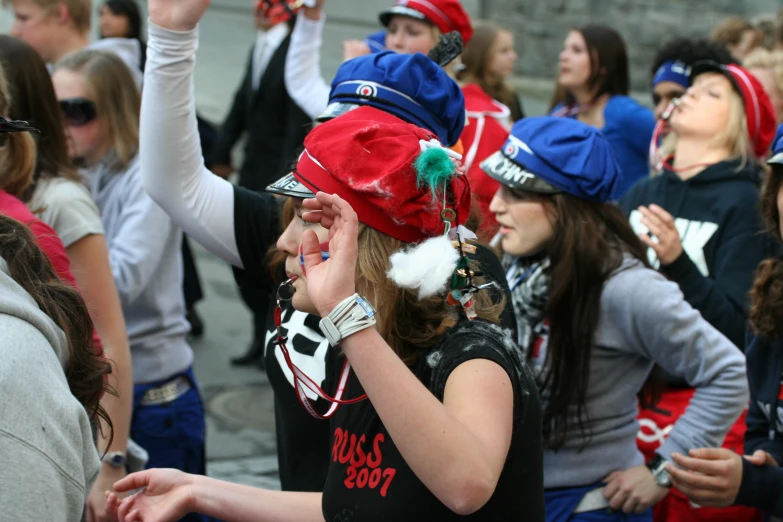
[1,0,92,34]
[660,85,752,171]
[355,225,503,364]
[0,62,37,198]
[744,48,783,94]
[55,50,140,171]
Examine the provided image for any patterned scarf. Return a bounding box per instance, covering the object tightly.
[503,255,551,361]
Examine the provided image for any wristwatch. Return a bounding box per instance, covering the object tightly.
[319,294,377,346]
[646,453,672,488]
[102,451,127,469]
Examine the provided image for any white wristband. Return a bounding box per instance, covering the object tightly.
[319,293,377,346]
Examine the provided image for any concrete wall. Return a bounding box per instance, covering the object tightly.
[484,0,781,90]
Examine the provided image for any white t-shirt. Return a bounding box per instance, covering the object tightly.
[29,177,104,248]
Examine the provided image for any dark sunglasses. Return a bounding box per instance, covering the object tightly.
[59,98,97,126]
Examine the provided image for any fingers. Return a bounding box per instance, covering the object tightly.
[86,502,95,522]
[671,451,730,476]
[113,472,150,493]
[688,448,732,460]
[639,233,664,257]
[648,204,675,225]
[117,494,136,522]
[608,487,631,511]
[301,230,325,275]
[666,464,723,491]
[621,496,640,515]
[602,472,620,499]
[744,449,772,466]
[105,492,123,522]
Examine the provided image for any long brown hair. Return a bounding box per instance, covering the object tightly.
[0,61,37,198]
[0,36,81,202]
[457,22,518,117]
[56,50,141,171]
[548,25,630,112]
[750,165,783,339]
[0,214,113,435]
[539,194,652,450]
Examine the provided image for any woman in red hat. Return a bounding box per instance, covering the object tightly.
[620,62,776,522]
[108,107,544,522]
[285,0,509,242]
[285,0,472,120]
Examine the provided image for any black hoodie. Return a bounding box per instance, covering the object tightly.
[734,332,783,515]
[619,159,771,350]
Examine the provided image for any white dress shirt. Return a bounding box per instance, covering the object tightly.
[252,22,290,91]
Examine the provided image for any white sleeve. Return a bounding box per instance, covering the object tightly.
[285,12,331,120]
[142,22,244,268]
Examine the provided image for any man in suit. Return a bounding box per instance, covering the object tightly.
[212,1,310,366]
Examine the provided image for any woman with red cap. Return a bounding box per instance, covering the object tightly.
[621,62,775,352]
[108,95,544,522]
[620,62,776,522]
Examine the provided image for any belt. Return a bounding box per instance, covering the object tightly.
[573,487,611,514]
[140,376,191,406]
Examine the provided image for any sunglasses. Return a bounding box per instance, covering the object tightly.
[59,98,97,127]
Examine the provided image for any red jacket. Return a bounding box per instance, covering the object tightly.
[0,190,103,355]
[460,83,511,241]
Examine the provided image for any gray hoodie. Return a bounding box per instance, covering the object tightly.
[0,258,100,521]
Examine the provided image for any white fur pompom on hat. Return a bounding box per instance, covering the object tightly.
[386,235,460,300]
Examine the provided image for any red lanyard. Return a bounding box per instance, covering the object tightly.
[274,278,367,419]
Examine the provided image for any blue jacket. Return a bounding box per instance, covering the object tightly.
[734,332,783,515]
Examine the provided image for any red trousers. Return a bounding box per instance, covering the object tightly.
[637,388,762,522]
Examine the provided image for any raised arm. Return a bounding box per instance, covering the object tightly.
[141,21,243,267]
[284,0,330,120]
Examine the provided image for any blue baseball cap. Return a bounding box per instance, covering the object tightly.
[480,116,622,203]
[652,60,691,89]
[316,50,465,146]
[769,123,783,164]
[365,30,387,53]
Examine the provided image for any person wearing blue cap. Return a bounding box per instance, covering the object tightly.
[313,50,465,146]
[134,0,513,499]
[661,125,783,518]
[649,37,736,121]
[481,116,748,521]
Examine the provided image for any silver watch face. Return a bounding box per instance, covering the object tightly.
[356,296,376,317]
[655,469,672,488]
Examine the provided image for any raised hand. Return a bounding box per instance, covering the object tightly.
[106,469,196,522]
[637,204,683,266]
[148,0,211,32]
[301,192,359,317]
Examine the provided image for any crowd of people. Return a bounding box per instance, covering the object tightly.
[1,0,783,520]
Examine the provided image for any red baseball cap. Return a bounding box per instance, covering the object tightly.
[291,106,471,244]
[690,61,776,158]
[379,0,473,46]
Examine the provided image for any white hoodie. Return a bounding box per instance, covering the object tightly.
[0,258,100,521]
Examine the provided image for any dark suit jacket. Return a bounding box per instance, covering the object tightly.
[213,32,311,192]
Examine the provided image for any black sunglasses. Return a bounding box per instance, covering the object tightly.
[59,98,97,126]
